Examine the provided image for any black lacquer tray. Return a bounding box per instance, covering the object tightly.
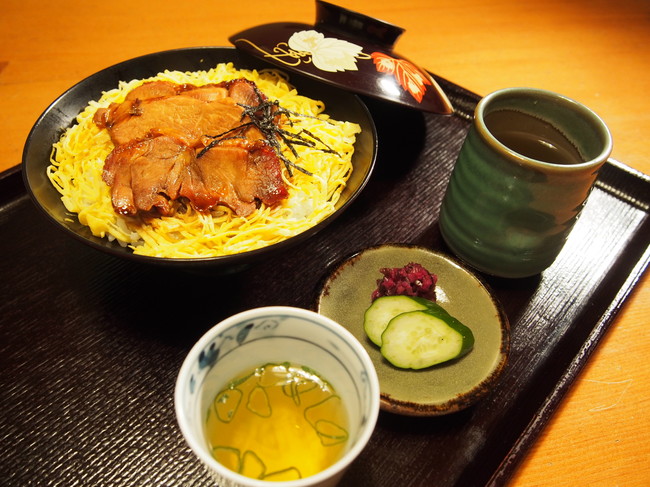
[1,75,649,486]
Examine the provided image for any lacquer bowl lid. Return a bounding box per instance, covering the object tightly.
[229,0,453,114]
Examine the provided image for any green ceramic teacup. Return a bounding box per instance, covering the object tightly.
[439,87,613,278]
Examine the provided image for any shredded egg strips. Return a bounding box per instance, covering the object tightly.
[48,63,360,258]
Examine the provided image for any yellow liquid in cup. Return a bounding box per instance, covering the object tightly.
[205,362,349,481]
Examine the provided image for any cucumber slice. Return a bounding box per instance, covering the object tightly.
[363,295,435,346]
[380,309,475,369]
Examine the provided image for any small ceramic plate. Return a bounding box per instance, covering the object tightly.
[316,244,509,416]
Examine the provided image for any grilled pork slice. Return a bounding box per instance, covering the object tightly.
[95,92,243,148]
[103,136,287,217]
[102,134,194,216]
[182,139,288,217]
[93,79,265,147]
[96,78,289,217]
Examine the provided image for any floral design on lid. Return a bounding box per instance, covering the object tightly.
[287,30,367,73]
[239,30,435,105]
[229,1,453,114]
[371,52,433,103]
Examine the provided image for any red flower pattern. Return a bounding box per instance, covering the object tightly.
[371,52,432,103]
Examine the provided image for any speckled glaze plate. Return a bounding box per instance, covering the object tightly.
[316,244,509,416]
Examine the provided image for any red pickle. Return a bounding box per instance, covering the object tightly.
[371,262,437,302]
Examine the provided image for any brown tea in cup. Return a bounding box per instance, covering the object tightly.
[484,109,584,165]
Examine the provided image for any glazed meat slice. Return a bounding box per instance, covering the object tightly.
[103,135,193,216]
[181,139,288,217]
[93,79,267,148]
[96,78,289,217]
[225,78,264,107]
[182,84,230,103]
[96,94,244,148]
[103,136,288,217]
[123,80,183,101]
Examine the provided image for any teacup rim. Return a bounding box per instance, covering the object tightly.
[174,305,380,487]
[475,86,613,170]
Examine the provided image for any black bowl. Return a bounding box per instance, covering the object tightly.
[22,47,377,271]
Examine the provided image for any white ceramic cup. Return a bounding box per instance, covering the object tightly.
[175,306,380,487]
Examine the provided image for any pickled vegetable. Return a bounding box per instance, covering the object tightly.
[363,295,434,346]
[380,308,475,369]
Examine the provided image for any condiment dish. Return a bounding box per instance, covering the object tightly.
[317,244,509,416]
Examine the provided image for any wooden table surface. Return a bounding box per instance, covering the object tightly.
[2,0,648,485]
